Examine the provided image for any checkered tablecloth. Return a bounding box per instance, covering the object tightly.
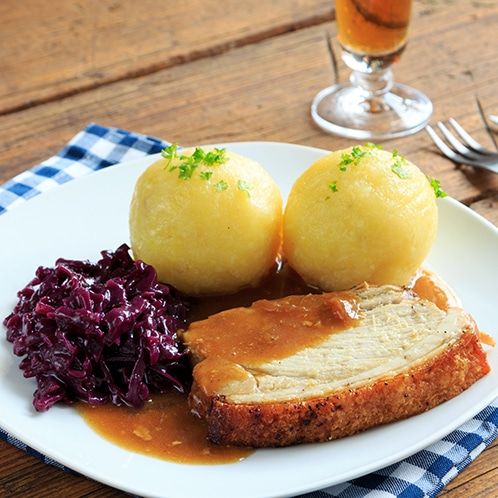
[1,124,497,498]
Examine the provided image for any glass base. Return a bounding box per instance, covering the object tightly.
[311,82,433,140]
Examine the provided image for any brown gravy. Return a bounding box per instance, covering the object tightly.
[411,268,456,311]
[185,291,359,364]
[187,262,315,322]
[79,264,452,465]
[78,391,252,464]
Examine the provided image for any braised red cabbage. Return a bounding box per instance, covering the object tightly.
[3,244,190,411]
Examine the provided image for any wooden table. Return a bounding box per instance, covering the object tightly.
[0,0,496,496]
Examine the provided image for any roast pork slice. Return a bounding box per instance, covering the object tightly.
[184,285,490,447]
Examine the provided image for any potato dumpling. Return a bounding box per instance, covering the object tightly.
[283,146,438,291]
[130,147,282,295]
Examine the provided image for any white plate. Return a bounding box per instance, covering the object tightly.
[0,142,497,498]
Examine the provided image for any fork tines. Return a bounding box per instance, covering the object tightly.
[425,119,498,173]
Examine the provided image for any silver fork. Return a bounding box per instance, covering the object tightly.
[425,118,498,174]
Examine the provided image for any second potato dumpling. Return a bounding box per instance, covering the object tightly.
[130,146,282,296]
[283,145,438,291]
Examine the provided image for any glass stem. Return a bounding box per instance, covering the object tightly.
[350,68,394,113]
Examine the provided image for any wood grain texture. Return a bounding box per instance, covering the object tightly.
[469,193,498,226]
[0,0,332,114]
[0,0,497,497]
[0,0,496,210]
[439,440,498,497]
[0,439,125,497]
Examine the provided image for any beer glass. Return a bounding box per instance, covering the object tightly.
[311,0,432,139]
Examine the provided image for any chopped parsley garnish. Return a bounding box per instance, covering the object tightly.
[161,143,179,170]
[178,156,200,180]
[199,171,213,181]
[391,162,411,179]
[161,144,227,180]
[428,177,447,198]
[191,147,205,162]
[204,148,227,165]
[390,149,411,179]
[237,180,252,196]
[351,146,366,160]
[328,181,338,192]
[364,142,383,149]
[339,153,353,171]
[338,146,367,171]
[215,180,229,192]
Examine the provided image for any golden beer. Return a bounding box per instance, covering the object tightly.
[336,0,412,55]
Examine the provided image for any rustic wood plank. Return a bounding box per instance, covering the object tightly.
[0,0,496,214]
[0,440,125,497]
[442,469,498,498]
[468,193,498,226]
[439,439,498,496]
[0,0,332,114]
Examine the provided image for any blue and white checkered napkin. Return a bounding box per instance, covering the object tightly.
[1,124,497,498]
